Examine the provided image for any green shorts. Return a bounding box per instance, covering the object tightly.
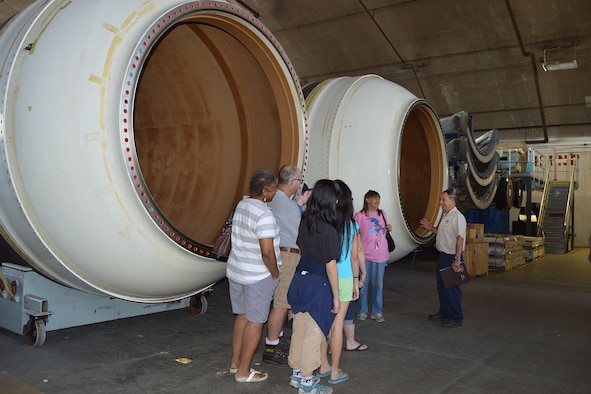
[338,277,353,302]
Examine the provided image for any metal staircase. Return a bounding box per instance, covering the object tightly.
[537,167,576,254]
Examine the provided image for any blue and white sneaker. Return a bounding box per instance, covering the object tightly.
[290,375,319,389]
[298,381,333,394]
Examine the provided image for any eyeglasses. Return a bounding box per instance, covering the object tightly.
[292,178,304,183]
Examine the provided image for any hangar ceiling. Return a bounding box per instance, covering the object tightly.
[2,0,590,143]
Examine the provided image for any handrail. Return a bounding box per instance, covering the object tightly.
[536,166,551,236]
[563,164,576,230]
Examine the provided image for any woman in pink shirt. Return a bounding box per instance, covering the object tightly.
[353,190,391,323]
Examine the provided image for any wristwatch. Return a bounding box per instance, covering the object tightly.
[454,256,461,261]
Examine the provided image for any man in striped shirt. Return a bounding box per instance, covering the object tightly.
[227,169,281,383]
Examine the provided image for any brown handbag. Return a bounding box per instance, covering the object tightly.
[439,262,470,288]
[210,210,234,262]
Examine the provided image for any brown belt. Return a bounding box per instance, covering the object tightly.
[279,246,300,254]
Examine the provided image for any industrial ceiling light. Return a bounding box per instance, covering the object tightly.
[542,59,578,71]
[542,47,578,71]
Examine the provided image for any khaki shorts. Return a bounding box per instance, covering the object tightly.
[288,312,323,373]
[273,250,300,309]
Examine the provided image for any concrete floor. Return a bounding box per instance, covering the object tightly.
[1,248,590,394]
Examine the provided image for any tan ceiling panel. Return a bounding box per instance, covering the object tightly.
[247,0,365,31]
[373,1,517,60]
[0,0,35,21]
[2,0,590,141]
[272,12,399,80]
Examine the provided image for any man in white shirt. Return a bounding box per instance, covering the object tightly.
[420,189,467,328]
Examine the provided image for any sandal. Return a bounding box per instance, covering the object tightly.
[235,368,268,383]
[229,367,238,374]
[291,375,320,389]
[316,369,331,378]
[328,370,349,385]
[345,343,368,351]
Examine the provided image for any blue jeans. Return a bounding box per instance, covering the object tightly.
[437,253,463,322]
[358,259,386,315]
[344,300,356,325]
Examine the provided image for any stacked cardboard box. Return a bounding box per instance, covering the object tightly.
[484,235,526,271]
[464,224,488,278]
[523,236,545,262]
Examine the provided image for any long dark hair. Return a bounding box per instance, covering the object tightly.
[335,180,355,258]
[302,179,341,245]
